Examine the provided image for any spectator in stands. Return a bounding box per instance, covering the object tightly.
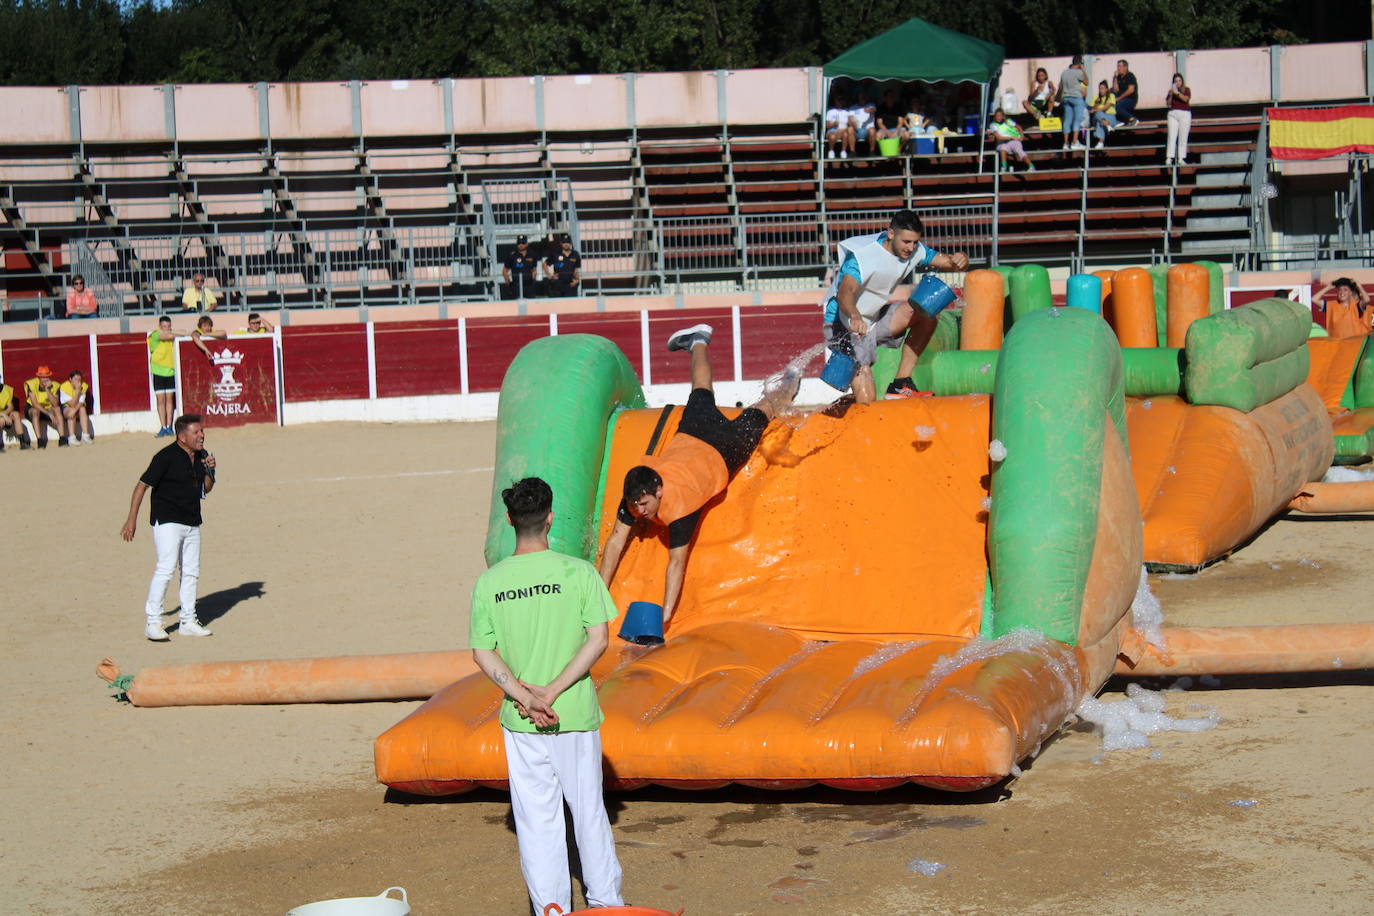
[1023,68,1056,122]
[148,315,180,438]
[66,274,97,318]
[544,234,582,297]
[1057,56,1089,151]
[60,370,93,445]
[182,272,218,312]
[848,88,878,156]
[0,375,31,451]
[1318,277,1373,338]
[874,87,906,145]
[1112,60,1139,126]
[1090,81,1119,149]
[241,312,273,333]
[903,95,932,150]
[820,209,970,403]
[24,366,67,448]
[825,88,855,160]
[192,314,227,360]
[502,234,542,299]
[988,109,1034,172]
[1165,73,1193,165]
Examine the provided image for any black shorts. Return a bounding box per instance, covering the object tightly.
[677,387,768,475]
[152,373,176,392]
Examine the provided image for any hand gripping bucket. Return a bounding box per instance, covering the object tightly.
[820,349,856,391]
[618,601,665,645]
[286,887,409,916]
[910,273,956,317]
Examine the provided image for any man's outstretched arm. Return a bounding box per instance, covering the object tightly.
[598,518,632,586]
[661,544,690,623]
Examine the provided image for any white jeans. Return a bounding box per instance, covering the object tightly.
[145,522,201,622]
[503,728,623,913]
[1167,109,1192,161]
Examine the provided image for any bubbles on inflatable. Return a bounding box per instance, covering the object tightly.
[914,425,936,439]
[1130,567,1165,649]
[1323,465,1374,482]
[987,439,1008,462]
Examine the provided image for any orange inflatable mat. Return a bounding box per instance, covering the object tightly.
[374,621,1086,795]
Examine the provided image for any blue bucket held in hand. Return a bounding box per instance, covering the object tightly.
[910,274,956,317]
[618,601,665,645]
[820,349,857,391]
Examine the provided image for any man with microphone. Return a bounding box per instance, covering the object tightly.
[120,414,218,641]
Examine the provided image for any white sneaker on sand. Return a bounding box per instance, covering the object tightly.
[179,618,213,637]
[146,620,169,641]
[666,324,714,352]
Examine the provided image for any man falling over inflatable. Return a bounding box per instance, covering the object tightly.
[598,324,799,630]
[823,208,969,401]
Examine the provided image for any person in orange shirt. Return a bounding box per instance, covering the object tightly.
[1319,277,1373,339]
[598,324,799,628]
[66,274,97,318]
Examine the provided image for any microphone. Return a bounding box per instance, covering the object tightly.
[197,448,215,481]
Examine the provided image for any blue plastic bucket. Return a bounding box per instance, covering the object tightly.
[618,601,665,645]
[820,349,856,390]
[910,274,956,316]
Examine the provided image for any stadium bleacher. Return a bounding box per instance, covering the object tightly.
[0,44,1369,319]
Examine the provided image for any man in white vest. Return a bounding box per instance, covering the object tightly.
[821,209,969,402]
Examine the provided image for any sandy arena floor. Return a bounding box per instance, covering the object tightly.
[2,421,1371,915]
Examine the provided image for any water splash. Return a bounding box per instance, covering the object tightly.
[1130,567,1165,650]
[718,641,828,727]
[808,640,927,725]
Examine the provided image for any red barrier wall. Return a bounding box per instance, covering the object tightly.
[5,305,827,421]
[374,320,461,398]
[177,338,279,427]
[282,325,369,402]
[97,333,152,413]
[0,336,93,410]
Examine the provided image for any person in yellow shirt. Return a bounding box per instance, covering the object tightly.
[0,376,31,451]
[181,272,218,312]
[60,370,93,445]
[148,315,183,437]
[240,312,273,333]
[1318,277,1373,339]
[24,366,68,448]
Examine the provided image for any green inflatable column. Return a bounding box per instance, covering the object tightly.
[485,335,646,565]
[1193,260,1225,315]
[1009,264,1052,323]
[1147,263,1171,347]
[987,308,1126,645]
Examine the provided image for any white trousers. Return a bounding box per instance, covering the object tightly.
[503,728,623,914]
[144,522,201,622]
[1167,109,1192,161]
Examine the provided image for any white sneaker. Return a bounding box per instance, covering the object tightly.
[146,620,169,641]
[1071,142,1086,151]
[1093,141,1104,150]
[839,150,848,159]
[827,149,836,160]
[71,437,83,446]
[179,618,213,637]
[666,323,714,352]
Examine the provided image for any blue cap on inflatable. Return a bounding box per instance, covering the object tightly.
[618,601,665,645]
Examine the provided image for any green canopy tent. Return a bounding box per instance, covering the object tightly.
[823,18,1005,173]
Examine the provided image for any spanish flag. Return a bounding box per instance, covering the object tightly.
[1268,105,1374,160]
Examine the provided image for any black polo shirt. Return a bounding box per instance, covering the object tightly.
[140,442,209,527]
[503,248,539,277]
[546,249,581,278]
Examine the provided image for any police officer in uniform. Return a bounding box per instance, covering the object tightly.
[544,233,582,298]
[502,235,541,299]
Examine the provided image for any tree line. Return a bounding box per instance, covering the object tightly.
[0,0,1360,87]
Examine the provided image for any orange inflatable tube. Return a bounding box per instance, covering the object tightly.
[1165,263,1210,348]
[1092,269,1114,314]
[960,269,1005,350]
[1117,624,1374,675]
[96,651,478,707]
[1288,480,1374,513]
[1108,267,1157,348]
